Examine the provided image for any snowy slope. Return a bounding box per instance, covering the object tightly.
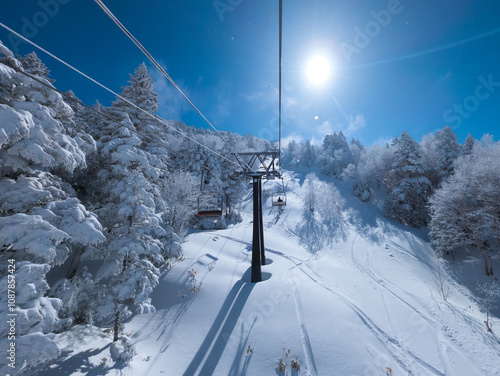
[42,170,500,376]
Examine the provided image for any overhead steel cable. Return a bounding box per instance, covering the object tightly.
[93,0,250,171]
[0,22,243,169]
[278,0,283,167]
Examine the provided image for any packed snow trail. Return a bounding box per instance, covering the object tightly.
[41,171,500,376]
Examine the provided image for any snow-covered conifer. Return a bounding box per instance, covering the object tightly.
[384,131,431,228]
[113,62,158,131]
[319,131,353,177]
[84,110,167,339]
[0,43,104,374]
[357,143,394,190]
[434,126,461,182]
[301,140,316,167]
[19,51,53,82]
[463,133,476,156]
[429,138,500,275]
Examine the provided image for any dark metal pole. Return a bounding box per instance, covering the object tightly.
[251,174,262,283]
[258,177,265,265]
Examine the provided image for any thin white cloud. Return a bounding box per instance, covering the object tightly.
[281,132,304,146]
[150,66,191,121]
[318,120,333,136]
[209,79,233,121]
[345,114,366,136]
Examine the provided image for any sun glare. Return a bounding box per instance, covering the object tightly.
[306,55,331,85]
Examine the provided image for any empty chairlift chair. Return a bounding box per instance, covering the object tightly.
[195,194,224,217]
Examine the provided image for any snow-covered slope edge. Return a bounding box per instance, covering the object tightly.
[42,170,500,376]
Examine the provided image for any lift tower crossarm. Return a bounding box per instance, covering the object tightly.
[236,151,281,180]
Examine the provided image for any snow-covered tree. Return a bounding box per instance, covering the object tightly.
[384,131,431,228]
[434,126,461,182]
[164,170,198,238]
[113,63,158,130]
[0,43,104,374]
[463,133,476,156]
[420,133,441,189]
[83,108,169,340]
[301,140,316,167]
[350,138,364,166]
[429,136,500,275]
[19,51,53,82]
[282,140,301,167]
[319,131,353,177]
[357,143,395,191]
[296,174,347,252]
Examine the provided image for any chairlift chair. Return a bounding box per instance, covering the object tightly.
[271,178,287,207]
[272,192,287,207]
[195,194,224,217]
[195,168,224,217]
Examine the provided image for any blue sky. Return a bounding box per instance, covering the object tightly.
[1,0,499,146]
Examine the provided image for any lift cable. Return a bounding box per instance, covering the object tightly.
[0,22,243,169]
[93,0,250,171]
[278,0,283,168]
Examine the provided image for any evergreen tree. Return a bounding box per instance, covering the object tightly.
[463,133,476,156]
[420,133,441,189]
[350,138,364,166]
[0,43,104,374]
[357,143,395,190]
[283,140,301,167]
[385,131,431,228]
[320,131,353,177]
[85,110,167,341]
[302,140,316,167]
[113,63,158,125]
[434,126,461,182]
[429,138,500,275]
[19,51,53,82]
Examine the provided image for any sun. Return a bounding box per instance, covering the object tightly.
[306,55,332,85]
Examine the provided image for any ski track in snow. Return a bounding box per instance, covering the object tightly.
[348,232,500,376]
[350,234,436,326]
[269,215,443,376]
[290,277,318,376]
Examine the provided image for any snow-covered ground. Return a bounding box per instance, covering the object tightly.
[41,170,500,376]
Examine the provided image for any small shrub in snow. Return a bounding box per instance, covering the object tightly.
[246,344,254,355]
[110,336,136,363]
[277,357,286,371]
[291,358,301,371]
[188,269,201,294]
[477,281,499,333]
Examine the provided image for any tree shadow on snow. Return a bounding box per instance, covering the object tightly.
[295,207,349,253]
[37,344,116,376]
[183,267,256,376]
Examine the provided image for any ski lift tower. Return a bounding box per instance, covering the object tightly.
[237,150,282,283]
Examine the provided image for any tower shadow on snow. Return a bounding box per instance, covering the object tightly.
[183,267,256,376]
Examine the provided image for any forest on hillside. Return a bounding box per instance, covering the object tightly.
[1,41,499,374]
